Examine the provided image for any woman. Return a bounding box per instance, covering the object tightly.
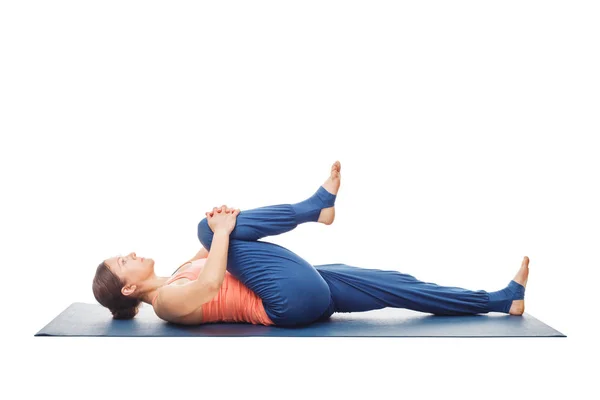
[92,161,529,327]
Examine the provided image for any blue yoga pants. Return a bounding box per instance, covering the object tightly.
[197,186,514,327]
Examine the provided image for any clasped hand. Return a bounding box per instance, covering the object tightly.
[205,205,240,235]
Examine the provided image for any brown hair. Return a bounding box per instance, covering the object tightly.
[92,261,141,319]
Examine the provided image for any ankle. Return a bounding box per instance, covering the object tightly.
[291,187,337,224]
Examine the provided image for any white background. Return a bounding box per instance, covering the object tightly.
[1,1,598,399]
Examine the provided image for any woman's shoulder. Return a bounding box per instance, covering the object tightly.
[152,259,208,323]
[152,283,204,324]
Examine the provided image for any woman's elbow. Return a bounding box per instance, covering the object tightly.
[205,279,223,293]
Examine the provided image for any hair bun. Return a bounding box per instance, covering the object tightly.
[111,306,138,320]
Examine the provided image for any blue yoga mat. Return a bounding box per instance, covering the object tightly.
[34,302,566,337]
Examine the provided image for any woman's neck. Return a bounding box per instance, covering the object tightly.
[139,275,173,305]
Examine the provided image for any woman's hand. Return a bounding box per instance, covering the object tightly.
[205,205,240,235]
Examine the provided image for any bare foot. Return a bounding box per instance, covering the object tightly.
[318,160,341,225]
[509,256,529,315]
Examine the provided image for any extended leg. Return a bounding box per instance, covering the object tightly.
[313,263,524,320]
[198,185,336,248]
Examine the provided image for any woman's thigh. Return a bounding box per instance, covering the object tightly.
[199,221,332,326]
[229,240,332,326]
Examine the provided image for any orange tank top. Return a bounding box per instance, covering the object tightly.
[152,258,274,326]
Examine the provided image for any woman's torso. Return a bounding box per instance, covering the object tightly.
[152,258,274,326]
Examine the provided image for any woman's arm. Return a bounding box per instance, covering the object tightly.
[196,230,229,289]
[155,231,229,320]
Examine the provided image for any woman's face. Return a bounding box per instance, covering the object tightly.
[104,252,154,296]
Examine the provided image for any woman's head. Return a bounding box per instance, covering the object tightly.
[92,252,154,319]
